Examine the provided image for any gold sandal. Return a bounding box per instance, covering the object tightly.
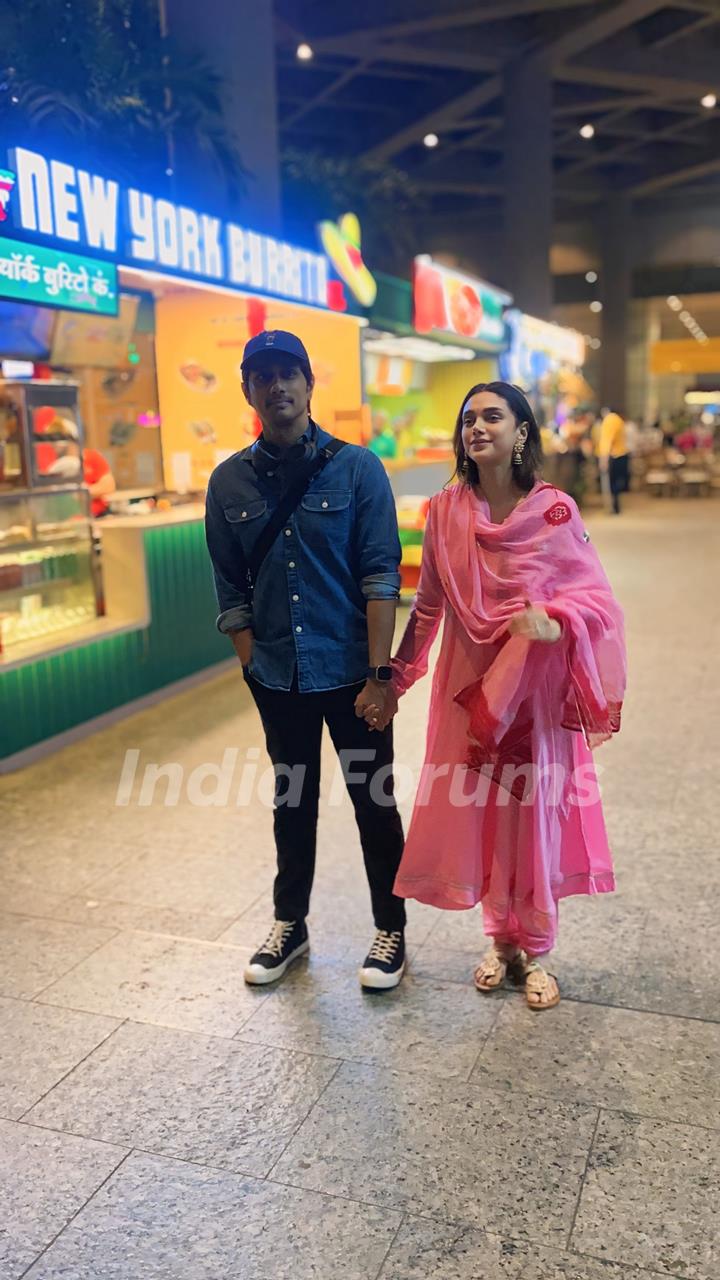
[474,946,527,992]
[523,960,561,1010]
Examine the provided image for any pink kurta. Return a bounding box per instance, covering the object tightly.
[392,482,626,955]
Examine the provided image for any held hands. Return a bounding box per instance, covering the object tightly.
[354,680,399,731]
[508,601,562,644]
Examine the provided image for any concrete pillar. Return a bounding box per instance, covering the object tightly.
[503,60,553,318]
[163,0,282,233]
[599,195,632,413]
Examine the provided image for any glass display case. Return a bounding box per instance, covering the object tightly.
[0,488,97,651]
[0,380,98,652]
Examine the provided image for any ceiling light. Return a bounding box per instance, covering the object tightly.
[580,123,595,139]
[296,42,314,61]
[589,300,603,313]
[423,133,440,149]
[589,338,602,350]
[679,310,691,323]
[666,295,682,310]
[701,93,717,109]
[585,270,598,284]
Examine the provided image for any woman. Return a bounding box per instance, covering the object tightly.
[367,383,625,1010]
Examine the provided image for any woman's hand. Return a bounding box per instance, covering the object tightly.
[356,682,399,731]
[508,602,562,644]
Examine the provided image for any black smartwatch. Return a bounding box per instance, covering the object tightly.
[367,665,393,683]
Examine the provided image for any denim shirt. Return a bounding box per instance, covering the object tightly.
[205,421,401,692]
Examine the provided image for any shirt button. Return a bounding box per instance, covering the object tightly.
[295,625,302,633]
[288,561,295,568]
[241,511,247,518]
[292,594,299,602]
[284,529,292,536]
[267,471,274,477]
[321,501,328,509]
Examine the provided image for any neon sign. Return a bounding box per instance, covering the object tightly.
[0,169,15,223]
[318,213,377,307]
[4,147,330,309]
[0,235,118,315]
[413,255,510,351]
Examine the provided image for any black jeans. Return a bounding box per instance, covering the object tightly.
[246,675,406,932]
[609,454,629,513]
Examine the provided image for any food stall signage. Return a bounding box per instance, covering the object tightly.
[413,255,511,351]
[510,310,585,367]
[318,213,377,307]
[4,147,331,309]
[0,234,118,315]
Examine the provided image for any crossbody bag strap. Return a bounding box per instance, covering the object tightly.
[245,437,346,599]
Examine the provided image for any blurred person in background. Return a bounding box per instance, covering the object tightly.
[597,407,629,514]
[363,382,626,1011]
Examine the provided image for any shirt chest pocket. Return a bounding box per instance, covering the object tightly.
[299,490,352,547]
[223,500,268,551]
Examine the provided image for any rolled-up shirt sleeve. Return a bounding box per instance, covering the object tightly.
[354,450,401,600]
[205,479,253,633]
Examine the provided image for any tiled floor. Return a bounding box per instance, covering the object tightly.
[1,496,719,1280]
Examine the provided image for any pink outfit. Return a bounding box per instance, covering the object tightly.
[392,482,626,955]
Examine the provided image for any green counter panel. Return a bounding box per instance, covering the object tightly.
[1,521,229,760]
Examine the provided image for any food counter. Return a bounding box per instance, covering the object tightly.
[0,503,231,768]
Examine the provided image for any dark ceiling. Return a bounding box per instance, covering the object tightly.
[274,0,720,222]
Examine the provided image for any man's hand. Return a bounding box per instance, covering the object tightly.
[508,603,562,644]
[230,628,254,667]
[354,680,398,731]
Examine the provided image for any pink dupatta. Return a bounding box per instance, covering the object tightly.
[411,482,625,772]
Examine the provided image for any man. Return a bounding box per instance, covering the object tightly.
[597,407,629,515]
[205,330,406,990]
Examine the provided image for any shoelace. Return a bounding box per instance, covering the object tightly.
[260,920,296,959]
[366,930,402,964]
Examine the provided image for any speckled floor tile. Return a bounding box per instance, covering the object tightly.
[23,1150,400,1280]
[0,834,137,896]
[80,842,272,915]
[0,914,117,999]
[48,895,238,942]
[36,930,267,1036]
[572,1111,720,1279]
[379,1217,671,1280]
[0,883,72,920]
[0,998,120,1120]
[27,1020,339,1176]
[548,899,649,1006]
[0,1118,127,1279]
[237,966,499,1079]
[272,1060,597,1244]
[405,945,489,987]
[472,1000,720,1126]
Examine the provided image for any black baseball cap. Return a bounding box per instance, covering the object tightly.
[241,330,311,374]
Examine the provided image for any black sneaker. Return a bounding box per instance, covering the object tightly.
[243,920,309,986]
[359,929,406,991]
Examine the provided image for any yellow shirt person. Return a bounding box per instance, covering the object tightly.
[598,411,628,460]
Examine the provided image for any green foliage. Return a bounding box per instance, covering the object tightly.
[1,0,246,195]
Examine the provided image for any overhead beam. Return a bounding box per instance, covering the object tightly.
[632,154,720,196]
[533,0,662,67]
[282,58,373,129]
[305,37,499,74]
[310,0,595,45]
[362,0,666,163]
[363,77,503,162]
[557,62,718,98]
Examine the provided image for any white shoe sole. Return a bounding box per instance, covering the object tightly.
[359,959,406,991]
[244,939,309,985]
